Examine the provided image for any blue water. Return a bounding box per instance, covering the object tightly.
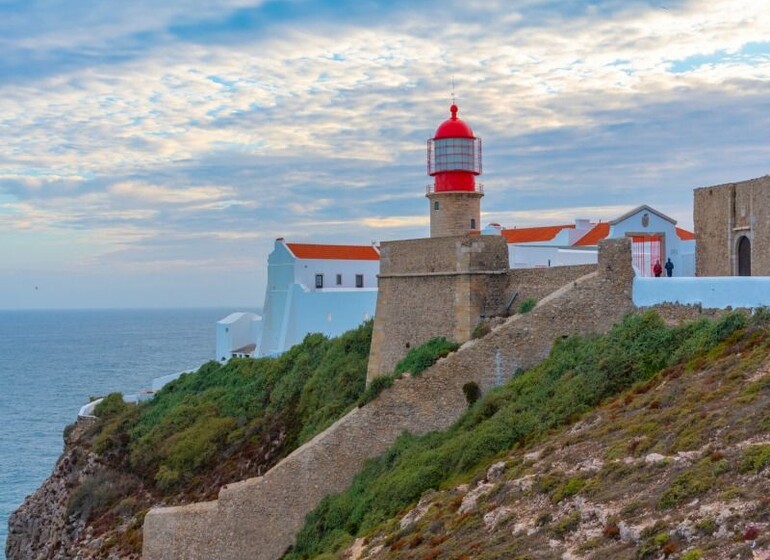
[0,308,248,558]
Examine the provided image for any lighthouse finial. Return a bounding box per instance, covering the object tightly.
[450,77,458,119]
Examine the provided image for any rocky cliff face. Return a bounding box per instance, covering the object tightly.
[6,412,292,560]
[6,419,144,560]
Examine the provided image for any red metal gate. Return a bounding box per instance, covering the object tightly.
[631,235,662,277]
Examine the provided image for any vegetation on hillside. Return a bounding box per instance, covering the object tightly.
[69,321,373,555]
[358,337,460,406]
[93,321,373,493]
[285,310,764,559]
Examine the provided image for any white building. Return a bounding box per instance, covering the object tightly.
[216,239,379,362]
[216,312,262,362]
[491,205,695,277]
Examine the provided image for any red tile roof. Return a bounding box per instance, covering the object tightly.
[574,222,610,246]
[286,243,380,260]
[501,224,574,244]
[676,227,695,241]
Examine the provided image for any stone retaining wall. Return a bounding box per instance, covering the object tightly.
[142,239,634,560]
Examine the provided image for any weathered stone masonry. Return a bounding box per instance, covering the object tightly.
[695,175,770,276]
[366,234,597,382]
[142,238,634,560]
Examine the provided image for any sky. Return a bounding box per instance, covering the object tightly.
[1,0,769,309]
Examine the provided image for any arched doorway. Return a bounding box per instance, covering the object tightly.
[737,236,751,276]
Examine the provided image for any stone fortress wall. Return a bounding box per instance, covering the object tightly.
[142,238,635,560]
[695,175,770,276]
[366,234,597,381]
[367,234,510,381]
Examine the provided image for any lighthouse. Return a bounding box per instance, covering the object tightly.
[426,103,483,237]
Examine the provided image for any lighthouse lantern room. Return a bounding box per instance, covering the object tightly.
[426,104,484,237]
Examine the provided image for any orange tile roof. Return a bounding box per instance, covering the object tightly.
[501,224,574,244]
[286,243,380,260]
[676,227,695,241]
[574,222,610,246]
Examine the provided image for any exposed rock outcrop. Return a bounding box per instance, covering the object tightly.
[5,419,141,560]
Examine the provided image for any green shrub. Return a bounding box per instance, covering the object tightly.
[462,382,481,406]
[518,298,537,314]
[550,511,581,538]
[472,321,492,339]
[659,459,719,509]
[394,337,460,377]
[681,550,703,560]
[695,517,717,535]
[94,392,130,418]
[740,444,770,473]
[751,307,770,327]
[66,469,140,522]
[551,476,586,503]
[358,375,395,407]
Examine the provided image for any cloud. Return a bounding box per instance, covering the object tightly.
[109,181,233,204]
[1,0,769,307]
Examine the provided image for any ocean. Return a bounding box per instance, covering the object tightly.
[0,308,248,558]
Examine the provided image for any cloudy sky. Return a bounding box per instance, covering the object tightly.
[2,0,769,309]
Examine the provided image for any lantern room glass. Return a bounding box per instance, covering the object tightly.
[428,137,482,175]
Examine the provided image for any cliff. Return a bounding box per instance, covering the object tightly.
[6,418,145,560]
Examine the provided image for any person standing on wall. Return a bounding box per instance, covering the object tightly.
[664,258,674,277]
[653,260,663,277]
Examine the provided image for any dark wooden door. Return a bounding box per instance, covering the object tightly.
[738,236,751,276]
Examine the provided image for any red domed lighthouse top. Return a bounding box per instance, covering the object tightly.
[427,104,483,193]
[434,104,475,139]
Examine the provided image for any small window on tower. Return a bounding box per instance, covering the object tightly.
[336,274,342,286]
[434,201,440,210]
[315,274,324,289]
[355,274,364,288]
[470,218,476,230]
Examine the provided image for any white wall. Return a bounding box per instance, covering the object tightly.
[255,240,380,357]
[215,312,261,362]
[509,245,597,268]
[293,258,379,290]
[611,209,693,277]
[633,276,770,308]
[275,286,377,354]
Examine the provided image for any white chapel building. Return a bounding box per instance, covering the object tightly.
[216,238,379,362]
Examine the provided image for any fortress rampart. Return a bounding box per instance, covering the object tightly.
[142,238,634,560]
[366,234,598,381]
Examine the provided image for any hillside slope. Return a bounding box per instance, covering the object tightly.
[289,311,770,560]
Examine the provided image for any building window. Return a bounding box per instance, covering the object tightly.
[470,218,476,230]
[315,274,324,289]
[336,274,342,286]
[355,274,364,288]
[434,201,440,210]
